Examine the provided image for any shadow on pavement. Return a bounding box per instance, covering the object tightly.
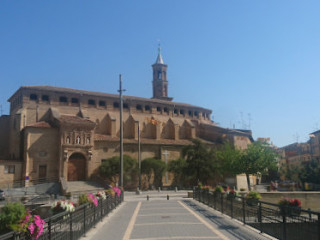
[182,200,268,240]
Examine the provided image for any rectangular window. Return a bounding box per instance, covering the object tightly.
[4,165,15,174]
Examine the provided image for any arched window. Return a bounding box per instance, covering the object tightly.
[136,104,142,111]
[30,94,38,101]
[99,101,106,107]
[41,95,49,102]
[59,96,68,103]
[158,71,162,79]
[66,136,70,144]
[113,102,119,108]
[71,98,79,104]
[145,105,151,111]
[88,99,95,106]
[76,136,81,144]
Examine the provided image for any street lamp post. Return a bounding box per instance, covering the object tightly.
[118,75,125,187]
[138,122,141,190]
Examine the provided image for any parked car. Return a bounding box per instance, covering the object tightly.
[0,189,5,200]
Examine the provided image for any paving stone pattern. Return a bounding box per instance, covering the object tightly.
[84,192,275,240]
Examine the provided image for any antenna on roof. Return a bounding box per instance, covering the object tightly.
[293,133,300,143]
[248,113,252,130]
[0,104,2,116]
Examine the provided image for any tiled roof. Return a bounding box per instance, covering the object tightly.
[11,85,212,112]
[26,121,52,128]
[58,115,95,125]
[94,134,214,146]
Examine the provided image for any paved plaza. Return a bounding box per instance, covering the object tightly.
[82,191,276,240]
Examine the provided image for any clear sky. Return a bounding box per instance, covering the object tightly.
[1,0,320,147]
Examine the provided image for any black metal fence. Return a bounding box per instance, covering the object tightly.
[194,188,320,240]
[0,193,123,240]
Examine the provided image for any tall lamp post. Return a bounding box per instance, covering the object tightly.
[138,122,141,190]
[118,75,125,187]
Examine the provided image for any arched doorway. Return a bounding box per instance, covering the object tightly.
[68,153,86,181]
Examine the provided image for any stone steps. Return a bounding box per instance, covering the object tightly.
[66,181,105,194]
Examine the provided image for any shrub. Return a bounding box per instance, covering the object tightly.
[51,200,75,214]
[279,198,301,207]
[78,193,98,207]
[11,211,45,240]
[0,202,26,233]
[214,186,224,193]
[246,191,261,200]
[96,191,106,200]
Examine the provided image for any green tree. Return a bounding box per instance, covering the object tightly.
[99,155,138,189]
[221,141,278,191]
[141,158,166,189]
[182,139,219,185]
[299,159,320,185]
[168,158,191,188]
[0,202,26,233]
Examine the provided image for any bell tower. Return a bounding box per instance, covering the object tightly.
[152,47,173,101]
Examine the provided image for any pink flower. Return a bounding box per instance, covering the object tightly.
[28,222,35,234]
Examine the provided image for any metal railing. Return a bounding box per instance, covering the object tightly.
[0,193,123,240]
[193,188,320,240]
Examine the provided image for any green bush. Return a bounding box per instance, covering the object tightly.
[214,186,224,193]
[246,191,261,200]
[0,202,26,233]
[78,194,89,205]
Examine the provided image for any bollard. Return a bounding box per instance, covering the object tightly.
[158,187,161,192]
[167,195,169,200]
[147,195,149,201]
[136,187,141,195]
[175,187,178,192]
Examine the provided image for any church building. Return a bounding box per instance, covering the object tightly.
[0,48,253,189]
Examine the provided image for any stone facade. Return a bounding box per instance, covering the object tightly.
[0,50,253,188]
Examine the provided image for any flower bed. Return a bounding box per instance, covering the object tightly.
[278,198,301,216]
[51,200,75,214]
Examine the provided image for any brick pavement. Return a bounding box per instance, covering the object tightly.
[83,192,276,240]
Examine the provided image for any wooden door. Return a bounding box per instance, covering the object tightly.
[67,154,86,181]
[39,165,47,180]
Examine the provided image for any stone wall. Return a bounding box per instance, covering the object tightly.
[261,192,320,211]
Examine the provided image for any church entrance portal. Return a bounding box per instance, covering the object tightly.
[67,153,86,181]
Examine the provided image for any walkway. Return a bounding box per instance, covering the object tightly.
[82,191,276,240]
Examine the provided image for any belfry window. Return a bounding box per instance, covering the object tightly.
[76,136,81,144]
[158,71,162,80]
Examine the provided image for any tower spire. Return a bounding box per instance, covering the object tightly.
[155,44,164,64]
[152,46,172,101]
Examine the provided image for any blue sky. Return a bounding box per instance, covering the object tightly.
[1,0,320,147]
